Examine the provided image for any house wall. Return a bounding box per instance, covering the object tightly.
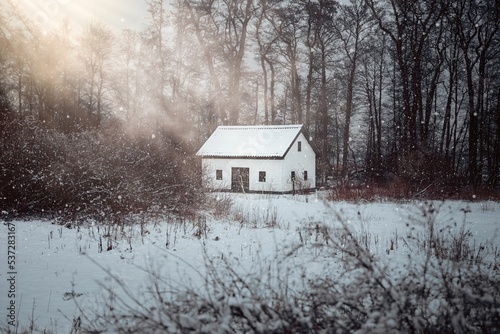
[201,132,316,193]
[202,158,285,192]
[280,132,316,192]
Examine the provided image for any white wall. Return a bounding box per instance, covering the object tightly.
[281,132,316,192]
[202,158,285,192]
[201,132,316,193]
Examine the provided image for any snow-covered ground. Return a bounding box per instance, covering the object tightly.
[1,193,499,332]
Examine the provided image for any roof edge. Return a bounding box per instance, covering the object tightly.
[196,155,285,160]
[196,124,320,158]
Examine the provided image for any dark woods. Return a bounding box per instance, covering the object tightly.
[1,0,499,218]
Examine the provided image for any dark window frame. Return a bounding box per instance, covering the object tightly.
[303,170,308,181]
[298,141,302,152]
[259,171,266,182]
[216,169,223,180]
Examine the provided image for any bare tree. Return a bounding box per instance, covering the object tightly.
[80,22,114,127]
[273,3,304,124]
[112,29,144,121]
[0,10,14,119]
[180,0,228,124]
[336,0,372,175]
[180,0,255,126]
[450,0,500,187]
[255,0,281,125]
[142,0,171,110]
[361,31,388,175]
[220,0,254,125]
[366,0,450,180]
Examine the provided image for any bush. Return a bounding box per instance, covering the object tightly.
[80,203,500,333]
[0,118,203,222]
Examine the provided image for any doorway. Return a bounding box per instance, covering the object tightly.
[231,167,250,192]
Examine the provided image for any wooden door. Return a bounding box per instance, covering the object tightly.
[231,167,249,192]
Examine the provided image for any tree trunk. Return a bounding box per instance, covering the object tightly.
[342,51,357,174]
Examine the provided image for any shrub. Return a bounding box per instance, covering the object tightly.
[0,118,203,222]
[80,203,500,333]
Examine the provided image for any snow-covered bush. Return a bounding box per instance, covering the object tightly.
[205,193,234,219]
[294,210,500,333]
[81,203,500,333]
[0,118,203,221]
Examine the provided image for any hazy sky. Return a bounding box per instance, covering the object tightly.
[8,0,351,35]
[9,0,150,33]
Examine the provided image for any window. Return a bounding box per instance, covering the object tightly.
[216,170,222,180]
[291,171,296,182]
[303,171,308,181]
[298,141,302,152]
[259,171,266,182]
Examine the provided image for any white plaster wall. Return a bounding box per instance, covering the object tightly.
[281,133,316,192]
[202,158,285,192]
[202,159,231,190]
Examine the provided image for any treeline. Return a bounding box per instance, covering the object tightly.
[0,0,499,198]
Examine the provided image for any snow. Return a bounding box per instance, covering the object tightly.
[1,193,499,332]
[196,124,304,158]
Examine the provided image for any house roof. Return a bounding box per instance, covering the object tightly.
[196,124,318,158]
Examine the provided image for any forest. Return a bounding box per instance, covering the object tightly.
[1,0,500,218]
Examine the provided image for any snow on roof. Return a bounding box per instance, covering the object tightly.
[196,124,305,158]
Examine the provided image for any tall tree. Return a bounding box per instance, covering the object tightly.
[255,0,280,125]
[366,0,450,180]
[361,32,388,175]
[274,3,303,124]
[180,0,254,126]
[312,0,338,182]
[142,0,170,110]
[181,0,228,124]
[451,0,500,187]
[112,29,144,121]
[336,0,371,174]
[80,22,114,127]
[0,11,13,120]
[221,0,254,125]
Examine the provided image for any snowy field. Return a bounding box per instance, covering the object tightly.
[1,193,499,332]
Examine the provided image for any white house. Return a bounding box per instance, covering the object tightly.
[196,124,319,193]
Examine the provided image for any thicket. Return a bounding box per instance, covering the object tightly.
[328,170,500,202]
[0,117,202,222]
